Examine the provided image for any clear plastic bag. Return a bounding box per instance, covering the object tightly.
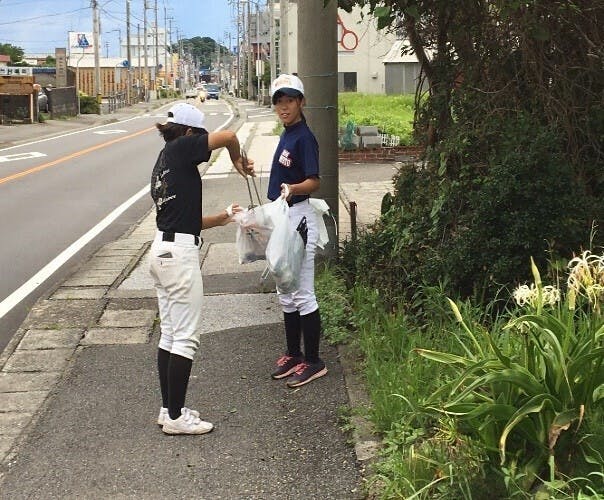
[264,198,305,294]
[234,207,273,264]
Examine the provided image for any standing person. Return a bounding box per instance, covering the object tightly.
[150,102,254,435]
[268,74,328,388]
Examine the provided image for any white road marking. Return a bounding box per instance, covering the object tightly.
[0,106,235,320]
[0,184,150,320]
[0,151,47,163]
[93,129,128,135]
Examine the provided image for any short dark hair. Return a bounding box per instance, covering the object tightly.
[155,122,207,142]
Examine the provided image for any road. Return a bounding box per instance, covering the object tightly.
[0,99,235,353]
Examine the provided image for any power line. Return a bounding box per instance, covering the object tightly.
[0,7,89,26]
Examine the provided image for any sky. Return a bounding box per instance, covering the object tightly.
[0,0,236,57]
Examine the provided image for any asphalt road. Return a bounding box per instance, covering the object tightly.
[0,99,234,353]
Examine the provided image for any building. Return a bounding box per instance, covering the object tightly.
[276,2,422,94]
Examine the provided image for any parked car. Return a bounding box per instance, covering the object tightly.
[184,88,198,100]
[37,90,48,113]
[206,84,220,100]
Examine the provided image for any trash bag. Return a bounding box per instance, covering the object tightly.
[234,207,273,264]
[264,198,305,294]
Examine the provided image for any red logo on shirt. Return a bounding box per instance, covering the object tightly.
[279,149,292,168]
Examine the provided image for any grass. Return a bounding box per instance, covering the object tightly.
[338,92,416,144]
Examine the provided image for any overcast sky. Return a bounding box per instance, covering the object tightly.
[0,0,236,56]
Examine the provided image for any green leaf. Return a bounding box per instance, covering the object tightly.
[499,393,553,464]
[374,6,390,17]
[413,348,470,366]
[593,384,604,402]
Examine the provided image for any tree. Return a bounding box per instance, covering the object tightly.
[0,43,24,64]
[340,0,604,302]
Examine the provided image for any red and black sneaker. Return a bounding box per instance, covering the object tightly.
[271,354,304,379]
[286,360,328,388]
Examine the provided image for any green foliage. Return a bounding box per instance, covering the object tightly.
[177,36,228,69]
[0,43,24,63]
[315,265,354,345]
[79,94,100,114]
[340,264,604,498]
[339,93,415,144]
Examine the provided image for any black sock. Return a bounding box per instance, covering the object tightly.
[284,311,302,357]
[157,348,170,408]
[301,309,322,363]
[167,353,193,420]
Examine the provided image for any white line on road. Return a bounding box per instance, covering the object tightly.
[0,151,47,163]
[0,184,150,320]
[0,107,234,320]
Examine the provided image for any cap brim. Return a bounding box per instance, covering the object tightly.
[272,88,303,104]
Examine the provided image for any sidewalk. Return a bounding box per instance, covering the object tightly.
[0,99,398,498]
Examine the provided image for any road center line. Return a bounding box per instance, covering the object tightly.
[0,127,155,186]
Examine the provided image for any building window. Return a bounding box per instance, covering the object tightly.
[338,72,357,92]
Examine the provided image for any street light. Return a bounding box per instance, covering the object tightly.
[108,29,122,57]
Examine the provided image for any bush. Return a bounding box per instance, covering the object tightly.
[79,94,99,114]
[342,114,603,306]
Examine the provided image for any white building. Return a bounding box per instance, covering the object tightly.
[277,2,421,94]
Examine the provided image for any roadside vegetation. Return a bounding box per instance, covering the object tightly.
[321,0,604,497]
[339,93,415,145]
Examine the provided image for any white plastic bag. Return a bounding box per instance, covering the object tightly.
[233,199,282,264]
[264,198,305,294]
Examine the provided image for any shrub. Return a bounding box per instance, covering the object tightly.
[79,94,99,114]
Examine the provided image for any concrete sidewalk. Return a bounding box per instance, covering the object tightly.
[0,99,398,498]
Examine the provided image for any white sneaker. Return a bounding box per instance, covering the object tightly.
[162,412,214,435]
[157,407,200,426]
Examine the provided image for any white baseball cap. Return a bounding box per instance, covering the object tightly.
[166,102,206,128]
[271,74,304,104]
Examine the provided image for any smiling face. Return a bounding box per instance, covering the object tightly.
[274,95,304,127]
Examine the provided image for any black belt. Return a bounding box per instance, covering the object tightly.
[288,198,309,207]
[162,232,201,246]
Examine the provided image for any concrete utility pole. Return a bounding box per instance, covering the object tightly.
[137,24,142,92]
[269,0,276,83]
[164,5,168,86]
[280,0,288,74]
[154,0,159,96]
[247,1,254,99]
[298,0,339,254]
[143,0,149,97]
[92,0,101,100]
[236,1,241,96]
[126,0,132,104]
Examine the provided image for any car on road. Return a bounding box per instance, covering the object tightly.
[185,88,198,100]
[206,84,220,100]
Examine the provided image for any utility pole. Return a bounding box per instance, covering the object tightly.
[143,0,149,100]
[269,0,276,83]
[247,0,253,99]
[298,0,339,256]
[154,0,159,96]
[92,0,101,101]
[237,1,241,96]
[126,0,131,104]
[137,23,142,99]
[164,5,168,88]
[280,0,288,74]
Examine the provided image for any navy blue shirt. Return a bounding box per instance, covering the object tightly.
[151,133,210,236]
[268,120,319,202]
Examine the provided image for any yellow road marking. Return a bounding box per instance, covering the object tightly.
[0,127,154,186]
